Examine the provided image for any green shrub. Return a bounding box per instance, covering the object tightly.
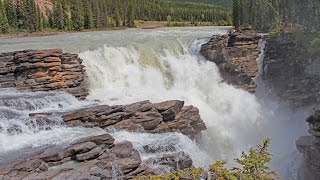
[135,138,280,180]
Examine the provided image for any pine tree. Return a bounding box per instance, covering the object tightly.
[83,1,94,29]
[4,0,17,29]
[0,0,10,33]
[126,0,135,28]
[71,0,84,31]
[113,0,121,27]
[232,0,240,28]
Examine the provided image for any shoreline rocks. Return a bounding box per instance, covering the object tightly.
[0,49,88,99]
[200,27,261,93]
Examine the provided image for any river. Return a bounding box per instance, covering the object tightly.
[0,27,312,179]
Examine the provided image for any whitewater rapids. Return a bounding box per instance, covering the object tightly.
[0,27,312,179]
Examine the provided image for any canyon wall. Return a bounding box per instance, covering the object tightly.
[263,34,320,179]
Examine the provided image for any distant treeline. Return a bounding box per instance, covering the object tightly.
[232,0,320,31]
[169,0,232,7]
[0,0,231,33]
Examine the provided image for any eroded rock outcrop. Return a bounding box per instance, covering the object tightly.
[0,49,88,99]
[201,27,261,93]
[60,100,206,138]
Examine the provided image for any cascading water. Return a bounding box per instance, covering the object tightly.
[0,89,105,164]
[0,27,311,179]
[80,31,311,179]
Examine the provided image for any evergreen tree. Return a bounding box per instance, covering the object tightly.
[126,0,135,28]
[83,1,94,29]
[113,0,121,27]
[232,0,240,28]
[0,0,9,33]
[70,0,84,31]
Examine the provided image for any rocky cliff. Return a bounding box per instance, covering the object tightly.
[263,34,320,107]
[263,34,320,179]
[200,28,261,93]
[0,49,88,99]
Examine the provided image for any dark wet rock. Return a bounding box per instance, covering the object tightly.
[201,27,261,93]
[296,136,320,180]
[0,49,88,99]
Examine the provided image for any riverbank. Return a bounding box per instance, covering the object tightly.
[0,21,227,39]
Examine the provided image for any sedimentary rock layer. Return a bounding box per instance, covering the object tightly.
[0,49,88,99]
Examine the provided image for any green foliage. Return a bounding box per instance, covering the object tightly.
[0,0,232,34]
[310,36,320,57]
[233,0,320,31]
[135,139,280,180]
[0,0,10,33]
[233,138,279,180]
[134,167,204,180]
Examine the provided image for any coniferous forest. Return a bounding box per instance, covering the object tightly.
[0,0,231,34]
[232,0,320,31]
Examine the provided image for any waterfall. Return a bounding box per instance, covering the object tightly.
[0,27,311,179]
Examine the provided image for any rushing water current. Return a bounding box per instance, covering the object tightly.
[0,27,312,179]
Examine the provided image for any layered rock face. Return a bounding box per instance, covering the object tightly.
[263,34,320,107]
[201,28,261,93]
[0,49,88,99]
